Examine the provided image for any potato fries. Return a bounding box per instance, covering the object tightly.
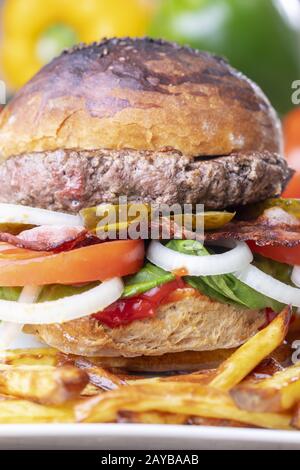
[0,364,88,404]
[0,399,74,423]
[75,382,292,430]
[232,362,300,412]
[74,357,126,390]
[117,410,188,425]
[209,307,291,391]
[0,307,299,429]
[0,348,60,366]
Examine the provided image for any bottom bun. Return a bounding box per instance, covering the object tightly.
[31,292,266,357]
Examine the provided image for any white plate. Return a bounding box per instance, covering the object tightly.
[1,424,300,450]
[0,332,299,450]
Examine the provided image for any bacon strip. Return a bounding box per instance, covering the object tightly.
[151,208,300,247]
[205,208,300,247]
[0,226,99,252]
[0,207,297,250]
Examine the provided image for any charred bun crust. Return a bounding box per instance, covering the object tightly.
[0,37,282,160]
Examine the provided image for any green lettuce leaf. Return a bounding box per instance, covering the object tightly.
[15,265,173,303]
[37,283,99,302]
[0,286,22,323]
[0,240,290,314]
[0,284,101,307]
[121,239,285,312]
[123,263,174,298]
[167,240,284,312]
[0,286,22,301]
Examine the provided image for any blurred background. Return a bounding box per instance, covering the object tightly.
[0,0,299,195]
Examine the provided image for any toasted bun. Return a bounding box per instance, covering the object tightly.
[71,349,238,372]
[0,37,282,160]
[32,293,265,357]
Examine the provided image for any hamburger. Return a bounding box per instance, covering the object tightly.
[0,37,297,365]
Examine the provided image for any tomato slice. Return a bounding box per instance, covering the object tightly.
[248,241,300,265]
[282,108,300,198]
[0,243,49,259]
[283,172,300,198]
[0,240,144,286]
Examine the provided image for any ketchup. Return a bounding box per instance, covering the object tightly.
[259,308,278,330]
[259,308,294,331]
[93,278,187,328]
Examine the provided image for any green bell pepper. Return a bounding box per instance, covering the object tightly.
[149,0,300,114]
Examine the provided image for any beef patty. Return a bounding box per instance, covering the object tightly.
[0,148,291,213]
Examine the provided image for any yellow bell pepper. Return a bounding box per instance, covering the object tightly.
[1,0,154,90]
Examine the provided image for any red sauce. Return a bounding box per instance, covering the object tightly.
[258,308,278,330]
[172,267,188,277]
[93,278,191,328]
[259,308,295,331]
[166,287,202,303]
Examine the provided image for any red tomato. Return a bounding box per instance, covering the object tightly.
[248,241,300,265]
[282,108,300,198]
[0,240,144,286]
[94,278,187,328]
[283,172,300,198]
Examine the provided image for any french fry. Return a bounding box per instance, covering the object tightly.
[117,410,188,425]
[81,383,104,397]
[0,348,61,366]
[126,369,215,386]
[0,364,88,404]
[126,377,161,386]
[231,362,300,412]
[161,369,215,384]
[187,416,254,428]
[0,399,74,423]
[74,358,126,390]
[209,307,291,391]
[117,410,253,427]
[76,382,292,430]
[0,310,295,430]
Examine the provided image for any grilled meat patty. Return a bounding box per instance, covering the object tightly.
[0,148,290,213]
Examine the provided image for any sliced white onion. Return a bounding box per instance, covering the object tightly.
[0,285,42,348]
[0,203,82,227]
[18,285,43,303]
[146,240,253,276]
[235,265,300,307]
[0,278,123,325]
[292,266,300,288]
